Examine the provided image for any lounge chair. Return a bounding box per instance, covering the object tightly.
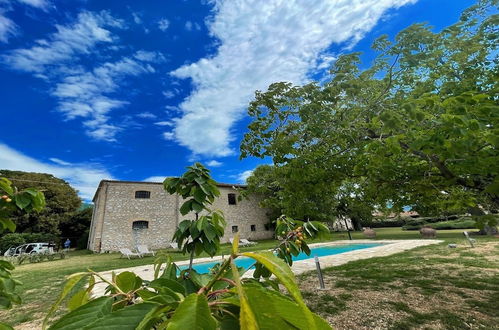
[169,242,179,250]
[119,248,142,259]
[463,231,476,247]
[137,245,155,256]
[230,238,255,247]
[240,238,257,246]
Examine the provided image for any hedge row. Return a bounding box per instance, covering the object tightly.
[402,218,476,231]
[365,215,461,228]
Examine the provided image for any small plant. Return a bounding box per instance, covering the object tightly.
[0,177,45,329]
[45,164,332,329]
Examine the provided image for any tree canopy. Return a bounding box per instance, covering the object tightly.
[241,1,499,224]
[0,170,81,237]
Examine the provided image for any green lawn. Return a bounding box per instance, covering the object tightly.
[0,227,493,328]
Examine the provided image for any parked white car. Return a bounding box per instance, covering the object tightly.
[3,242,56,256]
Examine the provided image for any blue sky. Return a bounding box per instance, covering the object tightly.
[0,0,475,201]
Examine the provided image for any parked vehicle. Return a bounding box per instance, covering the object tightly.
[3,242,56,257]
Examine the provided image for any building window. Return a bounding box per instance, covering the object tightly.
[132,221,149,229]
[228,193,236,205]
[232,225,238,233]
[135,190,151,199]
[250,224,256,232]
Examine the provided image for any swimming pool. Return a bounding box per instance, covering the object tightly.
[179,243,382,274]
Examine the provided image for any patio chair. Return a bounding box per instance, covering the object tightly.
[169,242,179,250]
[230,238,252,247]
[463,231,476,247]
[137,245,155,256]
[240,238,257,246]
[119,248,142,259]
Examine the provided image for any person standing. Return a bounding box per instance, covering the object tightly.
[64,238,71,251]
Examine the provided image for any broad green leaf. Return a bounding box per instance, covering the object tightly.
[232,233,240,254]
[115,271,142,293]
[0,178,13,195]
[0,218,15,233]
[166,293,217,330]
[49,297,113,330]
[44,272,90,329]
[179,200,192,216]
[67,290,90,312]
[14,193,31,210]
[241,251,315,329]
[149,278,185,296]
[230,260,258,330]
[82,302,160,330]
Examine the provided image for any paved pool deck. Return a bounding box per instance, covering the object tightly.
[92,239,442,296]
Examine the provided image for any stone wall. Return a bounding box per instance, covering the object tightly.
[88,181,273,252]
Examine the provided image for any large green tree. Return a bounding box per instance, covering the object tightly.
[0,170,81,237]
[241,1,498,231]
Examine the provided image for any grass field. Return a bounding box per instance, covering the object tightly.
[0,228,496,329]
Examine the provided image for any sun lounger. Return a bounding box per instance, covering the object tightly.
[119,248,142,259]
[137,245,155,256]
[240,238,257,246]
[230,238,256,247]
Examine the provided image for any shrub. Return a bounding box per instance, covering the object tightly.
[402,218,476,230]
[0,233,26,254]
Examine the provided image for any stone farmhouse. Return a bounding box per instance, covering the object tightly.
[88,180,273,252]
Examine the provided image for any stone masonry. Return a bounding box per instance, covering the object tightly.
[88,180,273,252]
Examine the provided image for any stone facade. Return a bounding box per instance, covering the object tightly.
[88,180,273,252]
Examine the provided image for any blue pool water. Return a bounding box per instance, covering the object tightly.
[179,243,382,274]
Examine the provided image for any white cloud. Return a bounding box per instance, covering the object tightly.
[49,157,71,166]
[52,52,161,141]
[206,160,222,167]
[184,21,193,31]
[2,11,124,73]
[162,131,175,141]
[158,18,170,31]
[16,0,51,10]
[136,112,157,119]
[0,143,114,201]
[154,121,174,127]
[184,21,201,31]
[237,170,253,183]
[170,0,416,156]
[0,11,17,43]
[162,90,175,98]
[143,176,168,182]
[132,12,142,24]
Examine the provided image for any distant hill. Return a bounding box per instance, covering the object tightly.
[78,203,93,211]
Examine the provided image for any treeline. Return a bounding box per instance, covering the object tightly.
[0,170,92,250]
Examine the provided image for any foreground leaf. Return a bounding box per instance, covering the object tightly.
[49,297,112,330]
[166,293,217,330]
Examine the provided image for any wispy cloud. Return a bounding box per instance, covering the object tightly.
[170,0,416,157]
[16,0,51,11]
[206,160,222,167]
[143,176,168,182]
[52,51,163,141]
[2,11,124,73]
[0,143,113,200]
[0,10,17,43]
[136,112,157,119]
[3,11,165,142]
[158,18,170,31]
[184,21,200,31]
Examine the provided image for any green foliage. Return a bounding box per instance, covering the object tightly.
[0,177,45,329]
[0,170,80,237]
[240,1,499,231]
[46,166,331,329]
[402,218,477,231]
[46,236,331,330]
[164,163,226,267]
[60,207,93,249]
